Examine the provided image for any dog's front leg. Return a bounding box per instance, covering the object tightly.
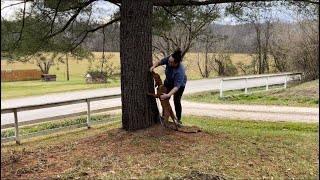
[147,92,160,98]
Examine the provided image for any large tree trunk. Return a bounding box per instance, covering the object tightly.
[120,0,159,131]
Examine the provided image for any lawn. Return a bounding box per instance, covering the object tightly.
[1,53,252,99]
[184,79,319,107]
[1,116,318,179]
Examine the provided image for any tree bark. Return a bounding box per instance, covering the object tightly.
[120,0,159,131]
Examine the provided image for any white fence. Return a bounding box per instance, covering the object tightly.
[1,94,121,144]
[219,72,302,98]
[1,72,303,144]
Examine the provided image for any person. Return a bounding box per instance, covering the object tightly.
[149,48,187,126]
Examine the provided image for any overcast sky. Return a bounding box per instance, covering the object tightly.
[1,0,294,24]
[1,0,119,22]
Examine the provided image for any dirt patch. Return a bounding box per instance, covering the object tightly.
[163,122,202,133]
[172,170,230,180]
[1,124,224,180]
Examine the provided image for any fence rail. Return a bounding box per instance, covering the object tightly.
[1,72,303,144]
[1,94,121,144]
[219,72,302,98]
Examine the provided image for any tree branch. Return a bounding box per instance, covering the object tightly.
[9,1,27,54]
[70,17,121,52]
[152,0,319,6]
[1,1,27,10]
[49,0,62,33]
[105,0,318,5]
[45,0,97,39]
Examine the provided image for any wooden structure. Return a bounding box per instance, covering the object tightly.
[41,74,57,81]
[1,69,42,82]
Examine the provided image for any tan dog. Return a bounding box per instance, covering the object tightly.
[147,71,178,130]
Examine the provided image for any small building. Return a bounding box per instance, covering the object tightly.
[85,73,92,83]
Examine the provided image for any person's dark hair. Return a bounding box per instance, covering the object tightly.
[171,48,182,64]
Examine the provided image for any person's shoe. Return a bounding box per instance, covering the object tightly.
[159,116,164,126]
[176,120,183,127]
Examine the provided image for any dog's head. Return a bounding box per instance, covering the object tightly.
[152,71,163,87]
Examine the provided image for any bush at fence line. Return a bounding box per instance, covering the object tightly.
[85,70,120,84]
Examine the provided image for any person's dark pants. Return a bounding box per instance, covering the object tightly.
[164,81,185,122]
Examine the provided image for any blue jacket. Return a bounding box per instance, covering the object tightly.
[160,56,187,88]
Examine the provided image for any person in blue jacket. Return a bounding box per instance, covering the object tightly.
[149,48,187,126]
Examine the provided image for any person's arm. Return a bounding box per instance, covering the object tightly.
[160,72,184,100]
[160,87,178,100]
[150,57,169,72]
[149,61,161,72]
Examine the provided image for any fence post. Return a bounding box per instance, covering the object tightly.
[284,74,287,88]
[244,78,248,95]
[220,78,223,98]
[266,76,269,91]
[86,99,91,128]
[299,73,302,82]
[13,109,20,144]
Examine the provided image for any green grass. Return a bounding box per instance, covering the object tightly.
[1,79,120,99]
[1,114,120,139]
[183,116,319,135]
[184,80,319,107]
[1,116,318,179]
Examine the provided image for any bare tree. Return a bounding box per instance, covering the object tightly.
[152,5,220,60]
[268,22,291,72]
[33,52,63,74]
[195,28,227,77]
[290,20,319,80]
[227,2,276,74]
[268,3,319,80]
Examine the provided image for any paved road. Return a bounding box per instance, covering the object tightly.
[2,74,316,126]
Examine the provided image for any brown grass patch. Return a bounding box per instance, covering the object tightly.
[1,124,225,180]
[1,120,318,180]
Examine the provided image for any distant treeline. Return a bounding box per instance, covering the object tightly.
[82,23,261,53]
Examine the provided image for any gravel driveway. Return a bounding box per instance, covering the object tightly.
[180,101,319,123]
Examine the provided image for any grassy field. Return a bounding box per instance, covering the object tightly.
[1,52,252,99]
[184,80,319,107]
[1,52,121,99]
[1,115,318,179]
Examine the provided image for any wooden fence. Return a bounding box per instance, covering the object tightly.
[1,69,42,82]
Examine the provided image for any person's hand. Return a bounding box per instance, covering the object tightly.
[160,93,170,100]
[149,66,154,72]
